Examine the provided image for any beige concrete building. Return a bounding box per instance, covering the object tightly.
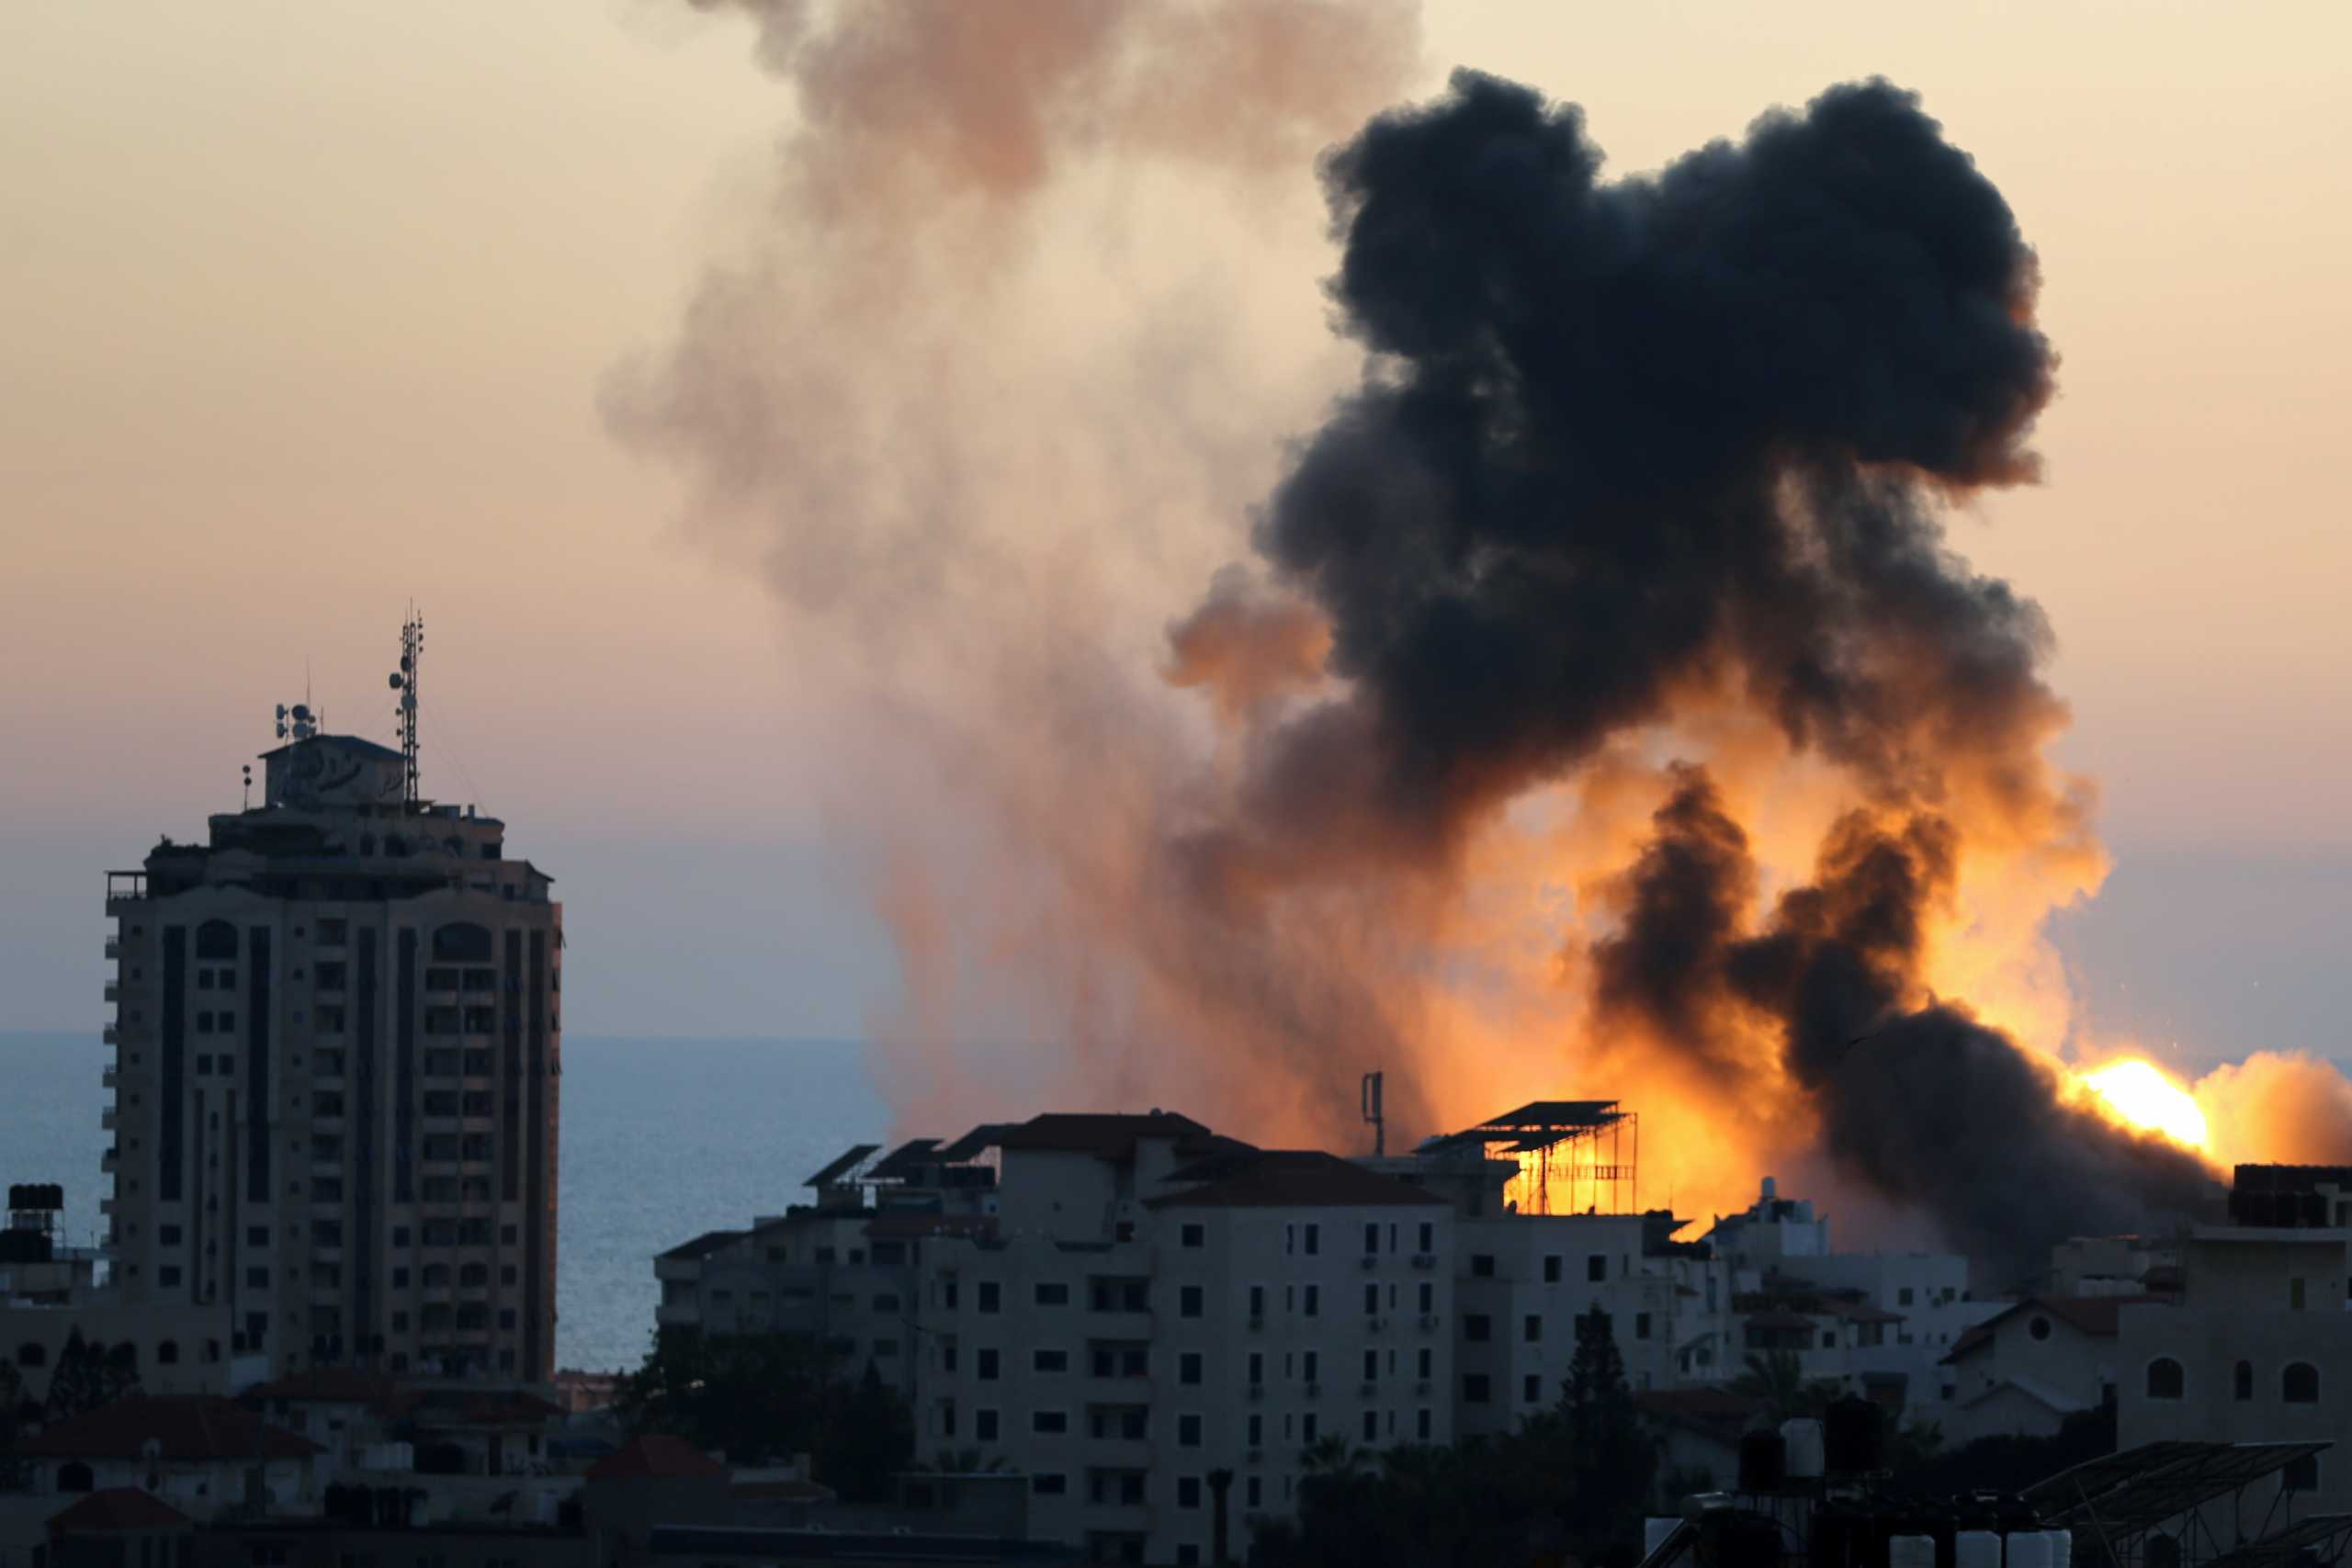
[102,711,562,1382]
[2120,1165,2352,1518]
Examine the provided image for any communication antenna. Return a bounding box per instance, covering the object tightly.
[388,608,424,807]
[273,701,318,743]
[242,764,252,811]
[1361,1070,1385,1158]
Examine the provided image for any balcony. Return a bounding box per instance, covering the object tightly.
[102,1025,119,1045]
[105,939,120,961]
[104,872,147,914]
[104,983,119,1004]
[101,1108,118,1132]
[100,1147,119,1173]
[102,1066,118,1089]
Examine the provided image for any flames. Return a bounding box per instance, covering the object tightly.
[2075,1058,2212,1155]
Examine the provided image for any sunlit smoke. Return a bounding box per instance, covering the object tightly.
[615,10,2349,1272]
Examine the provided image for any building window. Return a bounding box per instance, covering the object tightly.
[1464,1374,1491,1404]
[1247,1413,1262,1448]
[1181,1285,1203,1319]
[1898,1287,1916,1305]
[1470,1254,1495,1279]
[2287,1453,2322,1493]
[1181,1223,1204,1248]
[1304,1224,1319,1256]
[1464,1314,1490,1343]
[1417,1408,1432,1440]
[976,1409,998,1441]
[1248,1351,1264,1386]
[1034,1473,1067,1495]
[1180,1351,1203,1386]
[1363,1223,1380,1255]
[1248,1476,1263,1507]
[1178,1413,1202,1447]
[1303,1285,1319,1318]
[1034,1348,1069,1373]
[1034,1281,1068,1306]
[1419,1281,1434,1314]
[1524,1314,1543,1344]
[1588,1254,1607,1282]
[1363,1409,1379,1441]
[1248,1284,1265,1319]
[1032,1410,1068,1435]
[1544,1255,1562,1283]
[1418,1222,1434,1253]
[2146,1358,2185,1401]
[2292,1278,2309,1311]
[978,1348,1000,1381]
[2235,1360,2255,1402]
[2284,1362,2321,1404]
[1522,1374,1541,1404]
[1178,1476,1203,1510]
[1363,1283,1379,1316]
[978,1281,1001,1314]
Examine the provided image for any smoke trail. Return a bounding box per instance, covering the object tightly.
[610,0,1432,1137]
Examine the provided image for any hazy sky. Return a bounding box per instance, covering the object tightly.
[4,0,2346,1076]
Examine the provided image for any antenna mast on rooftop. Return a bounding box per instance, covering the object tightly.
[1362,1070,1385,1158]
[389,608,423,807]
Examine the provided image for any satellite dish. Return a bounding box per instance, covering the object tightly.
[276,705,288,721]
[292,704,312,723]
[389,672,404,690]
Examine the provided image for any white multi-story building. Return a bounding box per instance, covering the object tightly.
[1705,1177,1998,1421]
[101,649,562,1383]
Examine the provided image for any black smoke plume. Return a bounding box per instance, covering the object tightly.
[1193,71,2218,1262]
[1595,771,2213,1273]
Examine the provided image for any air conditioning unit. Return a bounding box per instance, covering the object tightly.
[1359,1256,1378,1270]
[1305,1382,1322,1397]
[1370,1316,1388,1330]
[1246,1385,1264,1401]
[1410,1254,1435,1269]
[1247,1314,1264,1331]
[1359,1382,1377,1397]
[1419,1314,1440,1330]
[1414,1381,1431,1395]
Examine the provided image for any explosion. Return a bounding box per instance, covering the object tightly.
[616,6,2347,1276]
[2076,1059,2211,1155]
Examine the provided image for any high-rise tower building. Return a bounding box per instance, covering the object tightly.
[99,622,561,1382]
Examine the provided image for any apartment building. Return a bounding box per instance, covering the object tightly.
[101,699,562,1382]
[2119,1165,2352,1517]
[916,1124,1456,1567]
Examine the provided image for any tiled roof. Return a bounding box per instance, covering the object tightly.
[1145,1151,1443,1210]
[16,1397,323,1461]
[243,1368,399,1408]
[47,1489,193,1533]
[993,1111,1213,1157]
[1941,1295,2160,1364]
[587,1434,728,1481]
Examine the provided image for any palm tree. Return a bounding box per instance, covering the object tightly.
[1297,1430,1371,1478]
[1732,1350,1836,1424]
[922,1448,1010,1473]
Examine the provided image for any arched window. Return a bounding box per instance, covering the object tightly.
[431,923,493,964]
[2284,1362,2320,1404]
[2234,1360,2254,1401]
[156,1340,179,1365]
[2147,1358,2186,1400]
[194,919,238,960]
[17,1342,45,1369]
